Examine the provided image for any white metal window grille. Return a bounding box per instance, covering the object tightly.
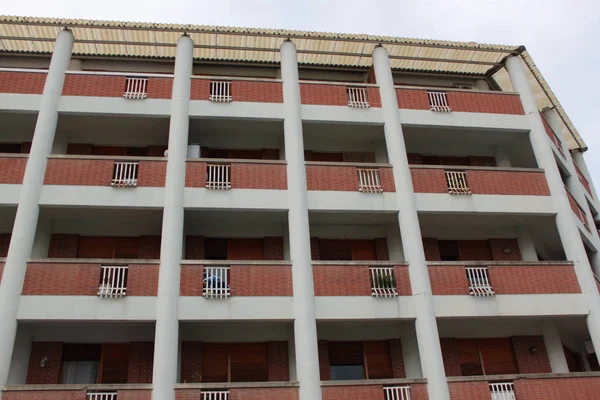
[347,87,370,108]
[358,168,383,193]
[111,161,139,188]
[87,392,117,400]
[370,267,398,298]
[428,91,451,112]
[123,77,148,99]
[466,267,494,297]
[490,383,516,400]
[384,385,411,400]
[445,170,471,195]
[98,266,128,299]
[209,81,232,102]
[202,391,229,400]
[203,267,230,299]
[206,164,231,190]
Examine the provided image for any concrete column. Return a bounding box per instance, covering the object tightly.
[6,325,33,384]
[494,146,512,167]
[152,35,193,400]
[506,55,600,366]
[280,41,322,400]
[288,326,298,381]
[515,226,538,261]
[542,322,569,373]
[387,224,405,261]
[30,217,52,259]
[373,46,450,400]
[401,323,423,378]
[475,79,489,91]
[0,29,73,391]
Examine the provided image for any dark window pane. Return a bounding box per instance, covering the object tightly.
[330,365,364,380]
[439,240,460,261]
[205,238,228,260]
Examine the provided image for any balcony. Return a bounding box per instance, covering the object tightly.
[541,113,565,157]
[312,263,409,297]
[565,185,591,231]
[0,69,47,94]
[62,72,173,99]
[306,163,394,193]
[185,159,287,190]
[190,77,283,103]
[2,385,152,399]
[321,381,427,400]
[175,383,299,400]
[300,82,381,107]
[0,154,27,184]
[395,86,525,115]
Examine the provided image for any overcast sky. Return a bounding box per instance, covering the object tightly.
[4,0,600,187]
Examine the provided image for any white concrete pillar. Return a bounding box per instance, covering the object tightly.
[494,146,512,168]
[152,35,193,400]
[288,326,298,381]
[30,217,52,259]
[542,322,569,373]
[401,323,423,378]
[373,46,450,400]
[0,29,73,391]
[515,226,538,261]
[475,79,489,91]
[6,325,33,384]
[387,224,404,261]
[506,55,600,366]
[280,40,322,400]
[51,129,69,154]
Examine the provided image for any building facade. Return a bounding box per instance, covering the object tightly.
[0,16,599,400]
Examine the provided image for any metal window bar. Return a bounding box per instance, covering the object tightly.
[445,170,471,195]
[347,87,370,108]
[123,77,148,99]
[428,91,452,112]
[370,267,398,298]
[206,164,232,190]
[466,267,494,297]
[203,267,230,299]
[490,383,516,400]
[87,393,118,400]
[384,385,412,400]
[111,161,139,188]
[202,391,229,400]
[209,81,232,102]
[357,168,383,193]
[98,266,128,299]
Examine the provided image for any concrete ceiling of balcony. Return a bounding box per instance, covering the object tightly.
[17,321,156,341]
[418,213,564,261]
[0,111,38,142]
[0,206,16,232]
[303,122,384,143]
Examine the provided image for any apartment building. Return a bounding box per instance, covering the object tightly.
[0,15,599,400]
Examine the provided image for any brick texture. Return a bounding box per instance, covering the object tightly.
[322,385,383,400]
[186,162,287,189]
[488,239,521,261]
[44,158,166,187]
[448,381,492,400]
[300,84,381,108]
[264,237,285,260]
[0,157,27,184]
[229,388,298,400]
[423,239,441,261]
[306,165,395,192]
[146,77,173,99]
[513,376,600,400]
[47,234,79,258]
[116,390,152,400]
[488,265,580,295]
[410,168,550,196]
[138,236,161,259]
[268,341,290,381]
[26,342,63,384]
[410,384,429,400]
[22,262,159,296]
[318,340,330,380]
[375,238,390,261]
[190,79,283,103]
[127,342,154,383]
[512,336,552,374]
[0,71,46,94]
[396,88,524,115]
[180,341,203,383]
[428,266,470,295]
[313,265,411,296]
[440,338,462,377]
[389,339,406,378]
[2,391,86,400]
[184,236,205,260]
[566,189,588,226]
[180,265,293,296]
[63,74,126,97]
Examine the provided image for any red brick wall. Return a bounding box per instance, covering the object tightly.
[268,341,290,381]
[410,384,429,400]
[22,263,159,296]
[389,339,406,378]
[116,390,152,400]
[186,162,287,189]
[0,71,46,94]
[566,189,588,226]
[395,88,524,115]
[138,236,161,259]
[575,165,593,197]
[300,84,381,108]
[47,234,79,258]
[318,340,330,381]
[180,265,293,296]
[440,338,462,377]
[128,342,154,383]
[180,341,203,383]
[410,168,550,196]
[184,236,205,260]
[230,388,298,400]
[63,74,126,97]
[513,376,600,400]
[190,79,283,103]
[44,158,165,187]
[375,238,390,261]
[488,265,580,295]
[2,391,86,400]
[146,77,173,99]
[264,237,285,260]
[512,336,552,374]
[423,239,441,261]
[322,385,383,400]
[313,265,411,296]
[488,239,521,261]
[26,342,63,384]
[306,165,395,192]
[428,266,470,295]
[448,381,492,400]
[185,162,206,187]
[0,157,27,184]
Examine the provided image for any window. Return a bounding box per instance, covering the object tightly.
[61,344,101,384]
[439,240,459,261]
[0,143,23,154]
[204,238,229,260]
[202,343,268,382]
[328,341,393,380]
[457,338,518,376]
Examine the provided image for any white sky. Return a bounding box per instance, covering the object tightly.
[4,0,600,187]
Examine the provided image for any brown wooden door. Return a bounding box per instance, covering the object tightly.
[229,343,268,382]
[364,341,393,379]
[319,239,352,261]
[100,344,129,384]
[77,237,116,258]
[457,339,484,376]
[351,240,377,261]
[228,238,265,260]
[478,338,518,375]
[202,343,229,382]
